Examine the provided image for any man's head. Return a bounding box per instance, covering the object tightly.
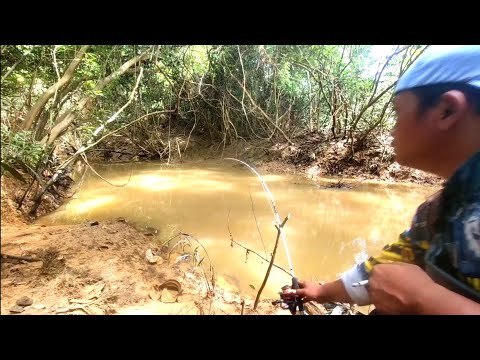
[391,45,480,178]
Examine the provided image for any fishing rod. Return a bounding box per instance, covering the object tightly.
[225,158,304,315]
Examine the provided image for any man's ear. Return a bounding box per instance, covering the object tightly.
[435,90,468,131]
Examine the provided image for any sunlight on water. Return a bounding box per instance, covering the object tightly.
[38,160,439,299]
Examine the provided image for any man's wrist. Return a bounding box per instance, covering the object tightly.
[315,282,325,303]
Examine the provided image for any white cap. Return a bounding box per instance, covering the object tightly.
[395,45,480,93]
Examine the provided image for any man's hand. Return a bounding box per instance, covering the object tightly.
[369,263,437,314]
[281,279,324,303]
[280,278,354,305]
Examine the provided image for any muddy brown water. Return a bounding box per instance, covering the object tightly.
[37,160,439,300]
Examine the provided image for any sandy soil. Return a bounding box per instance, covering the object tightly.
[1,215,304,315]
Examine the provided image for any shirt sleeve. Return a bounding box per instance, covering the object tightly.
[341,229,429,305]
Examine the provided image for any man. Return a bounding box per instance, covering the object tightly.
[282,45,480,314]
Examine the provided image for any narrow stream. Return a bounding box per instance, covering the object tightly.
[38,160,438,299]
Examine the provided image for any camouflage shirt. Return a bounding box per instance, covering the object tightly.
[343,151,480,304]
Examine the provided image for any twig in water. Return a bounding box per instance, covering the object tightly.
[226,210,290,277]
[80,153,133,188]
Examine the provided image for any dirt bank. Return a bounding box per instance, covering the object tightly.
[1,218,278,315]
[89,132,443,186]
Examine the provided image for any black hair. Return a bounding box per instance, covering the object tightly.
[399,82,480,115]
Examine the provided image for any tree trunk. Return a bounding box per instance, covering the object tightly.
[40,50,151,146]
[356,95,394,151]
[24,66,38,111]
[342,93,349,139]
[1,47,34,83]
[331,83,337,139]
[23,45,90,131]
[347,45,427,140]
[348,82,395,138]
[35,77,91,140]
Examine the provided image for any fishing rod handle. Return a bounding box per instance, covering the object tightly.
[292,277,305,314]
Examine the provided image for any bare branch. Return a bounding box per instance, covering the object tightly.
[80,153,133,188]
[237,45,252,134]
[226,211,290,277]
[1,47,35,83]
[254,214,290,310]
[40,48,153,145]
[92,67,144,137]
[1,253,42,262]
[23,45,90,131]
[231,75,294,145]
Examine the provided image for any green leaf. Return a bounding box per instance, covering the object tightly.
[1,161,26,183]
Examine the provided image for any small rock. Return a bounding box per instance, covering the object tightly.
[145,249,158,264]
[16,296,33,307]
[90,221,99,226]
[117,217,126,223]
[33,304,46,310]
[10,305,25,313]
[145,226,158,234]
